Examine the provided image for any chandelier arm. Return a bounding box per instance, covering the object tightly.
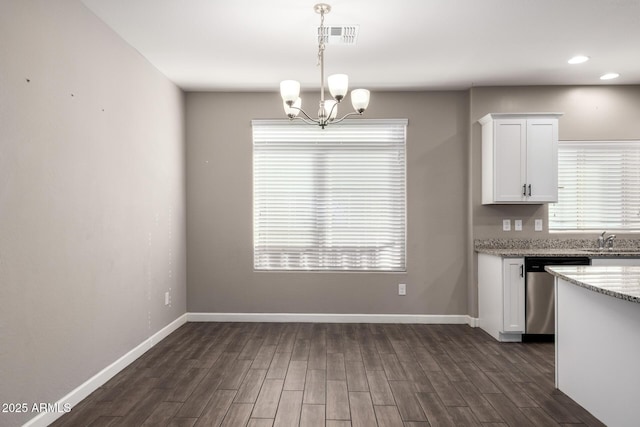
[291,106,320,124]
[331,111,364,124]
[289,116,320,126]
[327,99,339,119]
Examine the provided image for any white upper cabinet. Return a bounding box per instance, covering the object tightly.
[479,113,563,204]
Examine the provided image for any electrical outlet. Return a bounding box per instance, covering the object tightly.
[164,292,170,306]
[502,219,511,231]
[514,220,522,231]
[535,219,543,231]
[398,283,406,296]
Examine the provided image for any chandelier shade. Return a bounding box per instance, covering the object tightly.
[328,74,349,101]
[351,88,370,113]
[283,98,302,118]
[280,80,301,104]
[279,3,370,129]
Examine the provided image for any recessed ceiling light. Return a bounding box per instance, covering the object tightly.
[600,73,620,80]
[568,55,590,64]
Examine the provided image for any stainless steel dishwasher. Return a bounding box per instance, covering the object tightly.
[524,257,590,338]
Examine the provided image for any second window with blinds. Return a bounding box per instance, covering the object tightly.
[549,140,640,231]
[252,119,407,271]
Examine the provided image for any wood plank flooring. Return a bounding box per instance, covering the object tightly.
[51,323,605,426]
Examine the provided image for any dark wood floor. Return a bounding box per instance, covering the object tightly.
[51,322,605,427]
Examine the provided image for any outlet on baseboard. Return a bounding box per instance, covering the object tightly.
[398,283,406,296]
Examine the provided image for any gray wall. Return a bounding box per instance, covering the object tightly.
[187,86,640,320]
[0,1,186,425]
[471,85,640,239]
[186,91,470,315]
[468,85,640,316]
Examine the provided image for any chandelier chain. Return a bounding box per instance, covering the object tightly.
[317,8,326,68]
[278,3,370,129]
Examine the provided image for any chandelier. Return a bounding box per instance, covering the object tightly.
[279,3,370,129]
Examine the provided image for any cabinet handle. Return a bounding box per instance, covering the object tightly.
[520,265,524,277]
[522,184,527,196]
[528,184,532,196]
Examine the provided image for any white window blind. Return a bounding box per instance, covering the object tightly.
[549,140,640,231]
[252,119,407,271]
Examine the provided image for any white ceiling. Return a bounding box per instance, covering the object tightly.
[82,0,640,92]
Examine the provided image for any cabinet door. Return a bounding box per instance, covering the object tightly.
[493,119,527,202]
[526,119,558,202]
[503,258,525,332]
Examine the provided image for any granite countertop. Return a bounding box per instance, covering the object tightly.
[476,248,592,257]
[545,265,640,304]
[475,248,640,257]
[474,238,640,257]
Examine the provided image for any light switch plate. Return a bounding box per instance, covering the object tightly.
[535,219,543,231]
[502,219,511,231]
[514,220,522,231]
[398,283,406,296]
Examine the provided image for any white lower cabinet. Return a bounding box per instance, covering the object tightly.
[502,258,526,332]
[478,253,525,342]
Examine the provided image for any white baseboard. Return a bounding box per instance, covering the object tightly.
[467,316,480,327]
[188,312,479,327]
[23,314,187,427]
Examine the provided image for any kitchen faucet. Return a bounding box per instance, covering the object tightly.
[598,231,616,250]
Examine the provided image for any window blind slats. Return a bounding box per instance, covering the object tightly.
[252,120,407,271]
[549,140,640,231]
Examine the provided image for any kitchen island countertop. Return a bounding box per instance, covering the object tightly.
[545,265,640,304]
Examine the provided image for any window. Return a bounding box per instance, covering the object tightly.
[252,119,407,271]
[549,140,640,231]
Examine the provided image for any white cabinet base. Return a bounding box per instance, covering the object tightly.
[497,332,523,342]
